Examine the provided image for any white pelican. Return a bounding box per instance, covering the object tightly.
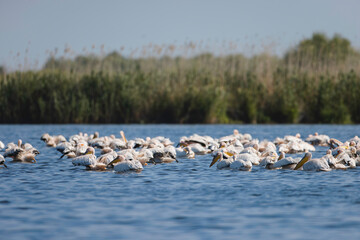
[176,146,195,159]
[108,155,143,172]
[136,148,153,164]
[332,149,356,169]
[209,151,234,169]
[306,132,330,146]
[230,158,252,171]
[72,147,97,167]
[329,138,344,149]
[0,141,5,151]
[258,140,276,153]
[41,134,66,147]
[237,153,260,165]
[96,150,117,165]
[268,156,300,170]
[259,151,279,167]
[75,140,88,156]
[4,139,39,163]
[294,152,331,171]
[149,152,177,164]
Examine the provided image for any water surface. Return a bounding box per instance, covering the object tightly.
[1,125,360,240]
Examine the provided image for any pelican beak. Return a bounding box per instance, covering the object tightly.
[225,152,234,157]
[179,143,187,147]
[210,154,221,167]
[120,131,127,144]
[107,157,122,167]
[3,163,7,168]
[31,159,37,163]
[294,154,310,170]
[334,150,343,159]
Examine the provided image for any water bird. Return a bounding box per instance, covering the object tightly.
[306,132,330,146]
[294,152,331,171]
[72,147,98,169]
[266,152,301,170]
[230,157,252,171]
[4,139,39,163]
[209,151,235,169]
[176,146,195,159]
[107,155,143,172]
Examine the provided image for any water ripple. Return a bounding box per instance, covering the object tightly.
[1,124,360,239]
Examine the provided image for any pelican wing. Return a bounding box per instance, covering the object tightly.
[72,155,97,166]
[114,160,143,172]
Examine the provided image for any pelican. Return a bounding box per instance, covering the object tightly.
[0,155,7,168]
[178,134,209,155]
[136,148,154,165]
[258,140,276,153]
[0,141,4,151]
[96,150,117,165]
[107,155,143,172]
[41,134,66,147]
[294,152,331,171]
[306,132,330,146]
[72,147,97,167]
[230,157,252,171]
[176,146,195,159]
[259,151,278,167]
[329,138,344,149]
[209,151,234,169]
[149,152,177,164]
[268,155,300,170]
[237,153,260,165]
[4,139,39,163]
[332,149,356,169]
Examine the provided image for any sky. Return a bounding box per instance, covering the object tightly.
[0,0,359,70]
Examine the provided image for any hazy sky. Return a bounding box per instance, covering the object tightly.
[1,0,359,70]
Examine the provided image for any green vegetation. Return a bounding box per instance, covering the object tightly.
[1,33,360,124]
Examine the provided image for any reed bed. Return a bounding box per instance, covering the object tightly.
[1,33,360,124]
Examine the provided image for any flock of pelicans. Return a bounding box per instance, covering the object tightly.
[0,130,360,173]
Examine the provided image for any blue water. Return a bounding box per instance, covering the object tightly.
[1,125,360,240]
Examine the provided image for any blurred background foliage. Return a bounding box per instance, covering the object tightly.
[1,33,360,124]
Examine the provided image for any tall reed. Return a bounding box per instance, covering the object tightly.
[0,33,359,123]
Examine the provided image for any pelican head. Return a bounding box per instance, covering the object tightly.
[219,142,226,149]
[107,155,125,168]
[93,132,99,139]
[294,152,312,170]
[278,151,285,161]
[18,139,22,147]
[329,138,343,149]
[333,149,345,159]
[210,152,222,168]
[120,131,127,144]
[40,133,50,142]
[24,155,36,163]
[85,147,95,155]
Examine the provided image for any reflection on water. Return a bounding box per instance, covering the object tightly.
[1,124,360,239]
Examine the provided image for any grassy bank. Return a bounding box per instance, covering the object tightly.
[1,33,360,124]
